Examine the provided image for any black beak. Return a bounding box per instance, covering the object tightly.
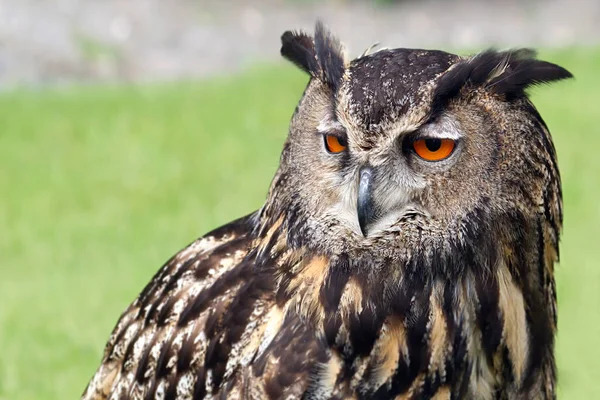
[357,166,376,236]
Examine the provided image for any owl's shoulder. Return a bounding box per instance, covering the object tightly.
[81,213,278,399]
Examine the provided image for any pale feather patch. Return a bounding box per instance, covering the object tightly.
[205,368,214,397]
[358,42,388,58]
[154,381,166,399]
[126,380,146,400]
[431,385,451,399]
[497,263,529,385]
[143,327,172,381]
[544,227,558,272]
[287,256,329,324]
[325,174,362,237]
[256,306,285,359]
[407,373,426,398]
[107,319,142,367]
[485,54,510,84]
[339,278,364,317]
[365,317,407,391]
[124,326,156,373]
[276,248,302,270]
[176,371,196,399]
[350,356,370,390]
[110,371,135,400]
[309,351,343,399]
[418,113,465,140]
[256,216,284,258]
[245,370,269,400]
[459,275,497,400]
[317,117,345,134]
[428,289,448,380]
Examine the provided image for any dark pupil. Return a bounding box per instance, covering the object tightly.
[425,139,441,151]
[337,136,348,147]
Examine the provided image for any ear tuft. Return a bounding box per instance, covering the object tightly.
[314,21,346,91]
[431,48,573,112]
[280,30,318,76]
[486,50,573,98]
[280,21,346,91]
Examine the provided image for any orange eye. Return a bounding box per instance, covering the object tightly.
[324,134,347,153]
[412,138,455,161]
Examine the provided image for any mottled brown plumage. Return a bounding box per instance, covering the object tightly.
[82,22,572,400]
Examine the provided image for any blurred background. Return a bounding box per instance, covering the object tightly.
[0,0,598,399]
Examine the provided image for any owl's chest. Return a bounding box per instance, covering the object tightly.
[238,294,502,400]
[274,259,529,399]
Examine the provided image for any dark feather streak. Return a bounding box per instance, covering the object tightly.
[474,273,502,364]
[320,254,350,313]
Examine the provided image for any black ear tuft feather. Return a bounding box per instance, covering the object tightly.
[431,48,573,113]
[314,21,346,91]
[280,30,318,76]
[486,51,573,99]
[430,60,473,113]
[280,21,346,91]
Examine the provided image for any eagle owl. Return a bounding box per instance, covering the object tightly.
[82,23,572,399]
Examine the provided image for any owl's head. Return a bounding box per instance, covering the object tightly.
[262,22,571,259]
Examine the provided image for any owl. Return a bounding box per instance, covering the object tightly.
[82,22,572,400]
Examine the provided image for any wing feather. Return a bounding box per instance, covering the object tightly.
[81,214,260,399]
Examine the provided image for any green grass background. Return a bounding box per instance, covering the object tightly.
[0,49,598,399]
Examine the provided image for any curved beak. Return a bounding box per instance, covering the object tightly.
[357,166,376,236]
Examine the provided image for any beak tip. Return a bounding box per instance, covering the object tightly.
[359,227,366,237]
[358,217,368,237]
[357,166,374,237]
